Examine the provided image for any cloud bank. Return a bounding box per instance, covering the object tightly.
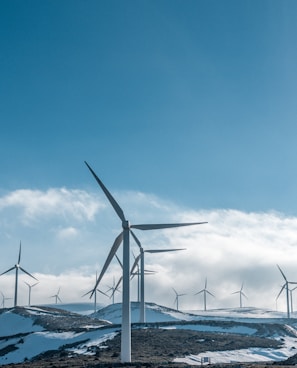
[0,187,297,312]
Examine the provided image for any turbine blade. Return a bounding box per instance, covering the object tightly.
[19,267,38,280]
[0,266,15,276]
[84,162,126,222]
[82,289,92,297]
[195,290,203,295]
[18,241,22,264]
[172,287,178,295]
[111,277,122,297]
[277,264,287,282]
[242,292,248,299]
[132,221,207,230]
[130,230,142,248]
[276,284,285,300]
[206,290,215,298]
[98,289,109,297]
[145,248,186,253]
[91,232,123,297]
[115,254,123,269]
[130,254,141,277]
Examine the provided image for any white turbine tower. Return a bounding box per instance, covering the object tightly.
[0,242,37,307]
[232,282,247,308]
[131,252,156,304]
[85,161,207,363]
[277,265,297,318]
[195,278,215,311]
[24,281,39,307]
[290,286,297,314]
[130,233,185,323]
[172,288,186,311]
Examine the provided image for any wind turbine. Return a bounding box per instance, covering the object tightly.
[51,287,62,304]
[131,252,156,304]
[24,281,39,307]
[83,272,109,312]
[0,242,37,307]
[277,265,297,318]
[106,276,122,304]
[85,161,207,363]
[130,234,185,323]
[195,278,215,311]
[0,291,12,308]
[172,288,186,311]
[232,282,247,308]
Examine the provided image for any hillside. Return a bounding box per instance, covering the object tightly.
[1,303,297,367]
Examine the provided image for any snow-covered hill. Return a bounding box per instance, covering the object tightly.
[1,303,297,365]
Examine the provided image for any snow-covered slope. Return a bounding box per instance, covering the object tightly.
[1,303,297,365]
[92,302,197,324]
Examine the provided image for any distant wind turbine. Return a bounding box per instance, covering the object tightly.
[0,291,12,308]
[83,272,109,313]
[195,278,215,311]
[130,234,185,323]
[0,242,38,307]
[232,282,247,308]
[24,281,39,307]
[85,161,207,363]
[51,287,62,304]
[277,265,297,318]
[172,288,186,311]
[106,276,121,304]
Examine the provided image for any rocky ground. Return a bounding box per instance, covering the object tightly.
[1,327,295,368]
[2,306,297,368]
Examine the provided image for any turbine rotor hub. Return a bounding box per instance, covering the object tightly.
[122,220,130,230]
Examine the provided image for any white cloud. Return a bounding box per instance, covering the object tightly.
[56,227,79,240]
[1,188,297,313]
[0,188,103,224]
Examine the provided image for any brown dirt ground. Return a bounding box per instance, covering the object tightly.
[1,327,294,368]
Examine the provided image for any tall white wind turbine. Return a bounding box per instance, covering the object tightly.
[0,242,38,307]
[277,265,297,318]
[85,161,207,363]
[172,288,186,311]
[130,233,185,323]
[232,282,247,308]
[24,281,39,306]
[195,278,215,311]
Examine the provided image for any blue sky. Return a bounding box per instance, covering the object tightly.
[1,1,297,311]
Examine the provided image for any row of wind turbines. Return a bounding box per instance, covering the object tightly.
[172,281,247,312]
[0,242,63,307]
